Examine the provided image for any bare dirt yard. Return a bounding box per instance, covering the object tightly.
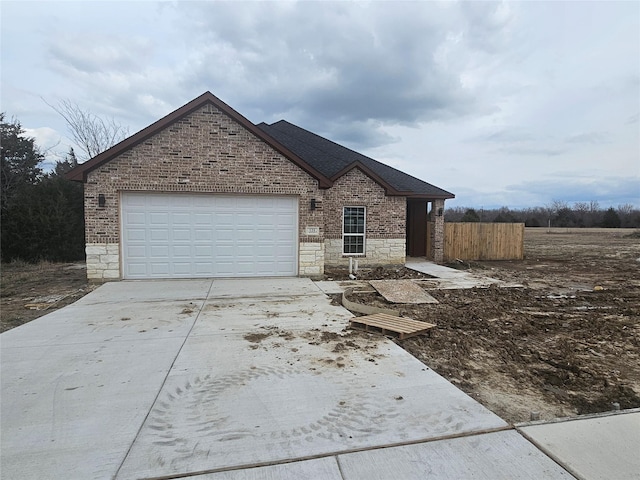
[0,261,94,333]
[2,228,638,425]
[338,228,640,424]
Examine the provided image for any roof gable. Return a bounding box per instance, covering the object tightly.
[66,92,332,188]
[67,92,454,199]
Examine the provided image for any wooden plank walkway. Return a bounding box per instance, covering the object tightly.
[349,313,435,340]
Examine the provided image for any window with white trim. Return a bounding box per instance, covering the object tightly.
[343,206,366,255]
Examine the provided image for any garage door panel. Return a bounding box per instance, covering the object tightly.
[214,262,235,276]
[254,245,276,256]
[216,229,235,241]
[276,230,296,241]
[194,229,213,241]
[127,263,148,276]
[274,244,296,255]
[216,197,236,209]
[172,229,191,241]
[172,212,191,224]
[127,245,147,257]
[150,263,170,275]
[235,244,257,255]
[127,195,147,206]
[192,196,213,208]
[172,263,191,275]
[122,193,298,279]
[150,229,169,241]
[194,245,212,257]
[150,246,169,257]
[235,262,256,275]
[149,212,169,224]
[127,212,146,225]
[194,264,214,275]
[276,214,295,226]
[172,245,191,258]
[236,229,255,241]
[149,196,170,207]
[278,261,295,273]
[214,242,235,254]
[257,228,277,240]
[127,229,146,241]
[194,213,213,224]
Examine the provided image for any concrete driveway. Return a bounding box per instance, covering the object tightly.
[1,278,572,479]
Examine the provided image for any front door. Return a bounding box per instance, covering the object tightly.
[406,199,428,257]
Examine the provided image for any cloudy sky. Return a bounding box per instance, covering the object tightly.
[2,0,639,208]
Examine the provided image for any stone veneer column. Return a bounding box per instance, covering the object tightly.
[433,199,445,264]
[86,243,120,281]
[299,242,325,277]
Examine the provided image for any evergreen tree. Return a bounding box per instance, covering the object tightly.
[1,118,84,262]
[461,208,480,222]
[1,113,43,209]
[601,207,621,228]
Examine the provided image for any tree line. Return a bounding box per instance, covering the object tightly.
[1,105,127,263]
[1,114,85,262]
[446,202,640,228]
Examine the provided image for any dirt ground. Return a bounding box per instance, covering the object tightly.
[341,228,640,424]
[2,228,639,425]
[0,261,94,333]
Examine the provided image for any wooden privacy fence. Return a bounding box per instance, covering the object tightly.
[443,222,524,261]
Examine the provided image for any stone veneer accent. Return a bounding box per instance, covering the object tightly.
[429,198,445,263]
[86,243,120,281]
[324,238,406,267]
[298,242,325,277]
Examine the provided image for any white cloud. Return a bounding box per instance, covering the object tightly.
[1,0,638,207]
[22,127,62,152]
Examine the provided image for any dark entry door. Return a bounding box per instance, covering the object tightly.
[406,199,428,257]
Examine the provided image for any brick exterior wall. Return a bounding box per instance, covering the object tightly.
[83,102,411,280]
[323,168,405,238]
[323,168,406,267]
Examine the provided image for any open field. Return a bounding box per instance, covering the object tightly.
[2,228,639,424]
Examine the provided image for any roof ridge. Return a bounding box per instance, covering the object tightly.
[267,120,453,197]
[270,120,374,162]
[263,121,352,167]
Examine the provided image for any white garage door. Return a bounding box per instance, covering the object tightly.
[121,193,298,279]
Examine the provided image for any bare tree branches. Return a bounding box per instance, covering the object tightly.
[43,98,129,162]
[445,204,640,228]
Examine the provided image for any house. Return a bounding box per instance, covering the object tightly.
[67,92,454,281]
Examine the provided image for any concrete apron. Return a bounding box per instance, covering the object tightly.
[2,278,567,480]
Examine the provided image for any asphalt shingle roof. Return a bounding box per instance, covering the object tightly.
[257,120,454,198]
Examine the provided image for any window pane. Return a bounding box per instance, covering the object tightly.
[344,207,365,234]
[343,235,364,254]
[343,207,365,254]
